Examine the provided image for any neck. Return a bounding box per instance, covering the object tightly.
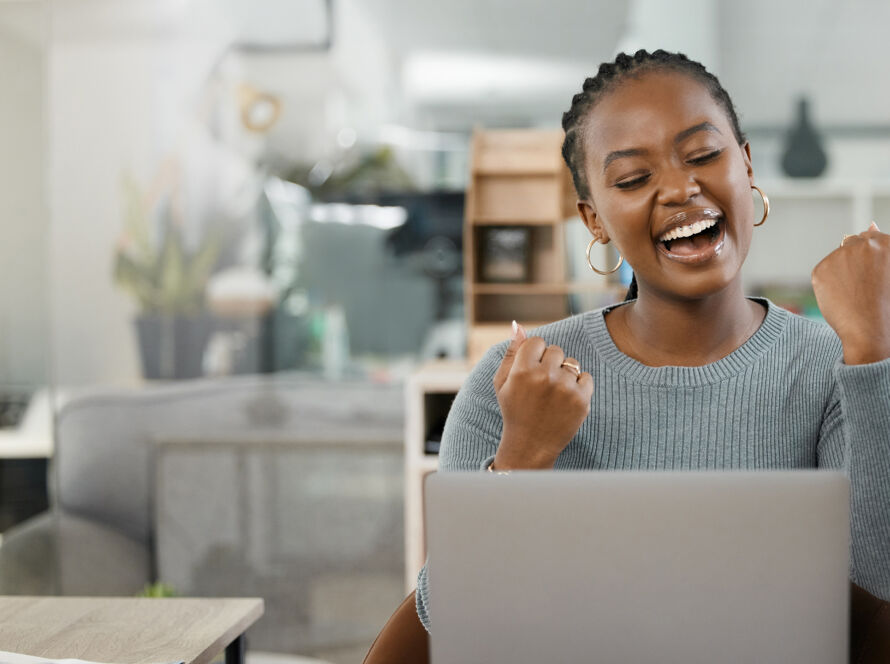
[610,279,764,367]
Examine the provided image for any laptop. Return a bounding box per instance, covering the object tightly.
[424,471,849,664]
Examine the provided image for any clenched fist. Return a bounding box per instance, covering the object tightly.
[490,323,594,470]
[812,222,890,365]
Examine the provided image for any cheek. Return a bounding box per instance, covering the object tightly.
[732,185,755,238]
[719,159,754,237]
[599,196,651,248]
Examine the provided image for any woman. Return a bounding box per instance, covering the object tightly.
[364,50,890,663]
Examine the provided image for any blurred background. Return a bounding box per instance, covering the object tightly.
[2,0,890,661]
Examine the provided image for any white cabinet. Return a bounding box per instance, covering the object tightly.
[403,360,470,592]
[743,179,890,288]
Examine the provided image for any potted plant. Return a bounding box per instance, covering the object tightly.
[113,175,221,380]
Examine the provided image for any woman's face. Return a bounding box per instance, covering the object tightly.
[578,70,755,301]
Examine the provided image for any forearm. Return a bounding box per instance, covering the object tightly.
[834,358,890,598]
[363,591,430,664]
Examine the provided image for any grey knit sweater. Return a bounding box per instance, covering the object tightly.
[416,299,890,631]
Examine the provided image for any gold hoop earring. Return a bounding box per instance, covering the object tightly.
[752,184,769,227]
[586,238,624,275]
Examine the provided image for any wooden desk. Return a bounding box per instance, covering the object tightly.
[0,597,263,664]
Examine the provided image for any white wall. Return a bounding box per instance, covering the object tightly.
[720,0,890,127]
[246,0,399,165]
[48,0,231,386]
[46,0,398,386]
[719,0,890,182]
[0,2,48,389]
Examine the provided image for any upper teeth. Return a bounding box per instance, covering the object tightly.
[659,218,718,242]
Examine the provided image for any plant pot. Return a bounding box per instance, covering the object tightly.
[134,313,214,380]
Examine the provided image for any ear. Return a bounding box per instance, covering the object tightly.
[741,141,754,185]
[577,199,610,243]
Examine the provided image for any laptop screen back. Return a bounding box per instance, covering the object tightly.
[425,471,849,664]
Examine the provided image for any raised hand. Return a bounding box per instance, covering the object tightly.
[490,322,594,470]
[812,222,890,365]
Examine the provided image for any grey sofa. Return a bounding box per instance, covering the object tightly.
[0,374,403,605]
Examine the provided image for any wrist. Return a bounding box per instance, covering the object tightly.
[493,437,558,470]
[842,338,890,365]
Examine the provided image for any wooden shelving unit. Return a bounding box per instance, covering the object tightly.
[464,128,619,361]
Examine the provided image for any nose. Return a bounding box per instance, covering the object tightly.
[656,167,701,206]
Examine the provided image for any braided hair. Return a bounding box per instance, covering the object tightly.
[560,50,746,301]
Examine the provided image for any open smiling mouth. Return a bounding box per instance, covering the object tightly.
[656,215,726,264]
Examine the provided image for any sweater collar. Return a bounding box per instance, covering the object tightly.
[584,297,789,386]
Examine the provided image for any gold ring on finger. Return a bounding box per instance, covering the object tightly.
[560,359,581,377]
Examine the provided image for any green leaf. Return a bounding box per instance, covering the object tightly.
[137,582,178,598]
[113,177,221,315]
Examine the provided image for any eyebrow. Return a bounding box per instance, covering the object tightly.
[674,121,722,144]
[601,122,723,172]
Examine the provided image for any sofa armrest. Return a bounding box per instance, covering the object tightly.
[0,511,151,595]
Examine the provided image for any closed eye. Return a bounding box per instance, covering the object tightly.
[614,174,650,190]
[688,149,723,166]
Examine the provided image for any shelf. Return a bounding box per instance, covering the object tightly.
[472,167,562,177]
[407,360,472,390]
[470,217,562,226]
[472,321,554,331]
[472,148,562,177]
[758,179,866,198]
[473,292,569,324]
[758,178,890,197]
[417,455,439,472]
[468,322,549,360]
[472,281,615,295]
[473,174,562,223]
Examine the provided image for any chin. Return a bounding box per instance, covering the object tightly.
[645,265,743,302]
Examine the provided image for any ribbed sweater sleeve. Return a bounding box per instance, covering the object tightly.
[414,299,890,631]
[826,358,890,598]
